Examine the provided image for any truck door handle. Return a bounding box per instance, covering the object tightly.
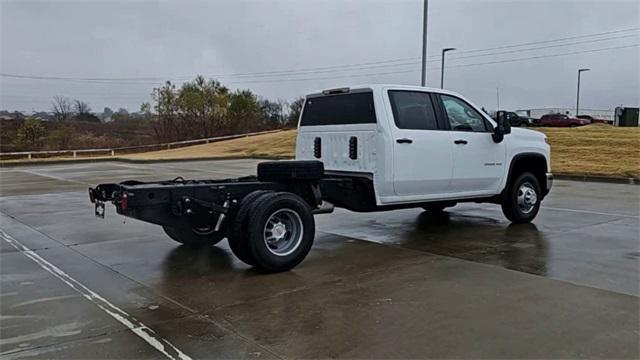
[454,139,468,145]
[396,138,413,144]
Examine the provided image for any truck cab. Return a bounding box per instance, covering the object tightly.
[296,85,552,222]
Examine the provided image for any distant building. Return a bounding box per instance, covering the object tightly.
[0,110,26,120]
[515,108,614,121]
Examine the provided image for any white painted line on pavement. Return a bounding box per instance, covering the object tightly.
[0,229,192,360]
[541,206,640,219]
[16,169,89,185]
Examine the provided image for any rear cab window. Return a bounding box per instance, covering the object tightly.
[300,91,376,126]
[388,90,440,130]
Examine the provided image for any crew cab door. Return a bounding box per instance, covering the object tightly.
[437,94,506,194]
[387,90,453,196]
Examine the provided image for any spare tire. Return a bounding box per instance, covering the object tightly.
[257,161,324,182]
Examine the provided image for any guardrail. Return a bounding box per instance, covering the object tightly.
[0,129,284,161]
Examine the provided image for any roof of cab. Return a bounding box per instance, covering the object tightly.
[307,84,464,98]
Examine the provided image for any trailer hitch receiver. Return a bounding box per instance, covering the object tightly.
[95,201,105,218]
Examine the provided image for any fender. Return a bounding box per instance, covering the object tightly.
[501,152,549,196]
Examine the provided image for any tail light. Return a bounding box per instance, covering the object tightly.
[119,192,128,211]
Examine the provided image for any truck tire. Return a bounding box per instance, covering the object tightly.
[228,190,272,265]
[163,226,224,247]
[501,172,541,224]
[245,192,315,272]
[257,161,324,182]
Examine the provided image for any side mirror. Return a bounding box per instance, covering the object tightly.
[492,112,511,143]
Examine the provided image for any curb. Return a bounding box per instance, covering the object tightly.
[553,173,639,185]
[0,155,292,168]
[0,157,116,168]
[116,155,291,164]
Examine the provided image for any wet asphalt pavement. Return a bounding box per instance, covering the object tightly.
[1,159,638,359]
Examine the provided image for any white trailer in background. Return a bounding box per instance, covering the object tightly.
[516,108,614,121]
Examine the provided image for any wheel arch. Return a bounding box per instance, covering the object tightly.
[503,152,550,197]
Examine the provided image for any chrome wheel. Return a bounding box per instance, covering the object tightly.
[517,182,538,214]
[263,208,304,257]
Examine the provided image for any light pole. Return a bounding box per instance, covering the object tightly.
[440,47,456,89]
[420,0,429,86]
[576,68,590,116]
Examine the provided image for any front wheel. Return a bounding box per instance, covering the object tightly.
[501,172,542,223]
[163,225,224,247]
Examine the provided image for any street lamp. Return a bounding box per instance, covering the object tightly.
[441,47,456,89]
[576,68,590,116]
[420,0,429,86]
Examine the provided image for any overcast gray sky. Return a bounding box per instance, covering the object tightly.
[1,0,638,113]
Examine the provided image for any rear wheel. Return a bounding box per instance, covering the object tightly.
[245,192,315,272]
[163,225,224,247]
[228,190,273,265]
[501,172,541,223]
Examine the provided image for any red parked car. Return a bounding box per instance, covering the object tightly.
[539,114,591,127]
[576,115,613,125]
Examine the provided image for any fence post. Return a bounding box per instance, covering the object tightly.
[73,151,77,158]
[28,153,32,160]
[111,150,115,156]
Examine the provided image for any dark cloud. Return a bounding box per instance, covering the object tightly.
[1,0,638,112]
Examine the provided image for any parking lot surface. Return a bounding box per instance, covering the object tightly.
[1,159,638,359]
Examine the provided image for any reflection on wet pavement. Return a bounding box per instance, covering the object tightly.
[1,160,638,358]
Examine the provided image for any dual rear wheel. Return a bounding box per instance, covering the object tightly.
[228,191,315,272]
[163,191,315,272]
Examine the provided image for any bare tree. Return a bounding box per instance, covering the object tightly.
[51,96,73,121]
[74,100,91,115]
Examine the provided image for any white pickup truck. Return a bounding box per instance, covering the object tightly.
[90,84,552,272]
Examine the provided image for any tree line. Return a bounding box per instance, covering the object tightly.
[4,76,304,151]
[150,76,302,142]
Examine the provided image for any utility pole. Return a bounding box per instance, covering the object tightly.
[420,0,429,86]
[496,87,500,110]
[440,48,456,88]
[576,68,590,116]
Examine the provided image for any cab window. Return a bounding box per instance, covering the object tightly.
[440,95,488,132]
[388,90,439,130]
